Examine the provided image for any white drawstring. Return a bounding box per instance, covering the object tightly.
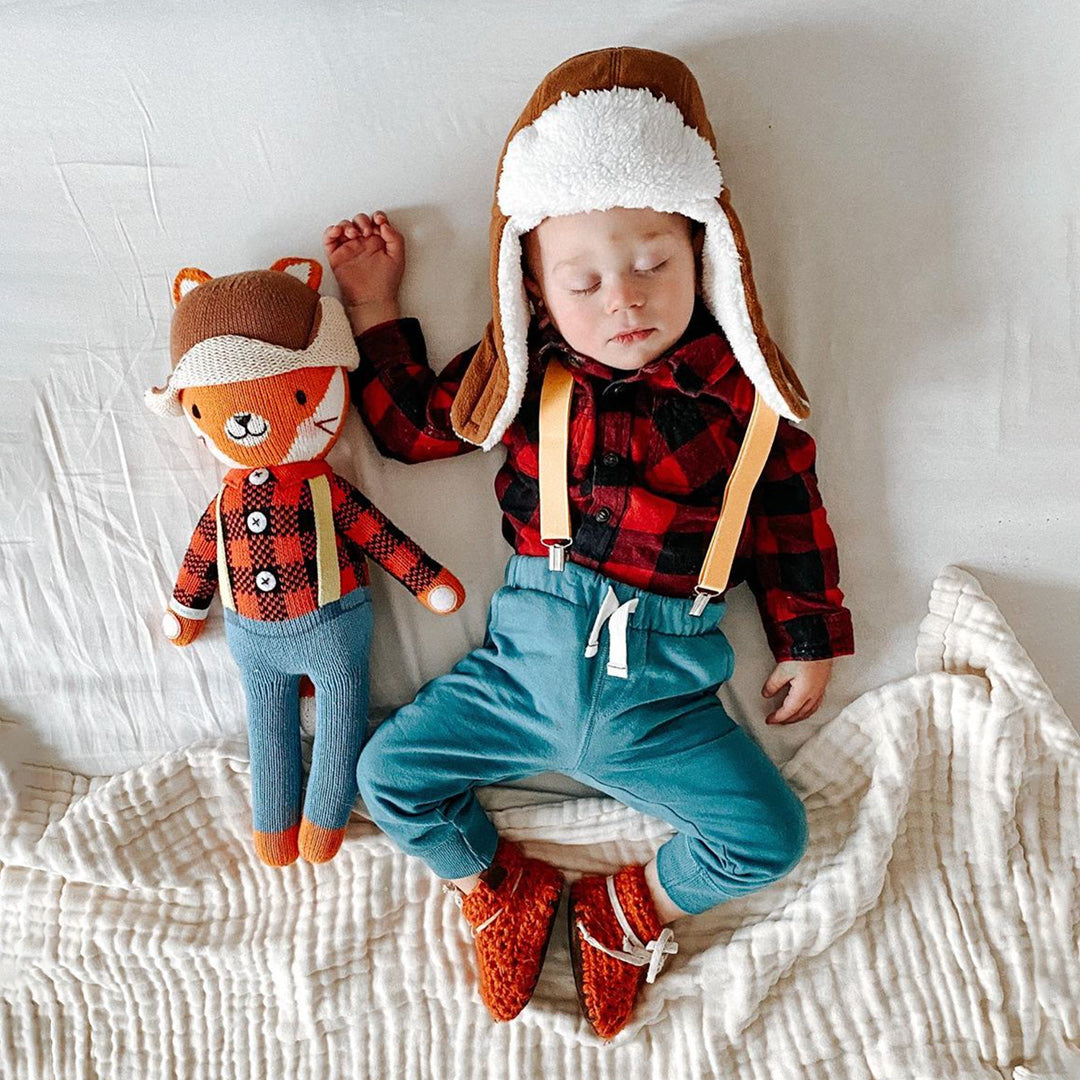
[443,867,524,938]
[575,875,679,984]
[583,585,639,679]
[584,587,621,658]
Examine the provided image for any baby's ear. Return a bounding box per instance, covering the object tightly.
[522,273,544,306]
[270,257,323,292]
[172,267,212,307]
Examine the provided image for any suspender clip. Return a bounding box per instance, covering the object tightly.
[544,539,571,573]
[689,586,721,618]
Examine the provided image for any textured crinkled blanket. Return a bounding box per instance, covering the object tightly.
[1,566,1078,1079]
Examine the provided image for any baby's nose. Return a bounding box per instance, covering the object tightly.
[606,278,645,312]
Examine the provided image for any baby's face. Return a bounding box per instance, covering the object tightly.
[523,207,697,371]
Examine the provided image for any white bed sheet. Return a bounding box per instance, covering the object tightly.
[2,566,1077,1078]
[2,1,1079,777]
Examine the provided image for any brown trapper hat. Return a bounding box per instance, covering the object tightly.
[450,46,810,450]
[145,258,357,418]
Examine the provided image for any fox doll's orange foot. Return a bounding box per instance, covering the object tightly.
[298,818,346,863]
[253,824,300,867]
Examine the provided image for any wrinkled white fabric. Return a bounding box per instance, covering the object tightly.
[1,566,1077,1079]
[5,2,1080,779]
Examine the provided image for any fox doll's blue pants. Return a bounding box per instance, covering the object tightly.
[357,557,806,915]
[225,586,373,837]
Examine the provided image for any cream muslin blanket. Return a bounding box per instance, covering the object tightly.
[1,566,1078,1079]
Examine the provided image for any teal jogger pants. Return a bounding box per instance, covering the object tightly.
[357,556,806,915]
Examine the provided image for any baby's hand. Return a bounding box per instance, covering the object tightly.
[322,211,405,334]
[761,658,834,724]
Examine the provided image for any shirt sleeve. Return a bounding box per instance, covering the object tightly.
[349,317,480,464]
[737,417,855,662]
[172,498,219,615]
[329,473,448,598]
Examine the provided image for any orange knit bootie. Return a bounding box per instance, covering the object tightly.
[568,864,679,1039]
[445,838,565,1022]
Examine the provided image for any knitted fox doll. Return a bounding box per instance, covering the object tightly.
[146,257,465,867]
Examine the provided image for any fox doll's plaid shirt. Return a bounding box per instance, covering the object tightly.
[172,459,444,621]
[354,303,854,662]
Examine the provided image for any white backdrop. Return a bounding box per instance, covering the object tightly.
[1,1,1077,775]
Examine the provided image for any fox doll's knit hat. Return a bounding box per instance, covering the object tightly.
[145,258,357,418]
[450,46,810,450]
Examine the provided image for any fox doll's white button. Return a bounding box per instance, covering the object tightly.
[427,585,458,613]
[246,511,268,533]
[255,570,278,592]
[249,468,270,486]
[162,612,181,640]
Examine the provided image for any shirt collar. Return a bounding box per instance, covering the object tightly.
[223,459,332,488]
[530,299,737,397]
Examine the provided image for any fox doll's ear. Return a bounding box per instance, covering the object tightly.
[172,267,213,307]
[270,257,322,292]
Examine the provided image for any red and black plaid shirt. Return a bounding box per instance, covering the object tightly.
[173,459,443,621]
[353,304,854,661]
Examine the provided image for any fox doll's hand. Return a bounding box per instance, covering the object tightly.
[323,210,404,334]
[162,610,206,647]
[416,568,466,616]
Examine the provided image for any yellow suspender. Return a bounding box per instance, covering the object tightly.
[308,472,342,607]
[692,389,779,613]
[215,473,342,614]
[536,360,779,615]
[538,358,576,571]
[215,488,236,613]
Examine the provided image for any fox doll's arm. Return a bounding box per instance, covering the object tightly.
[162,497,219,646]
[328,472,464,615]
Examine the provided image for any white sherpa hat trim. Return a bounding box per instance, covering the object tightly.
[486,85,799,448]
[145,297,357,418]
[498,87,723,219]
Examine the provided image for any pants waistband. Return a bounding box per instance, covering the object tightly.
[503,556,725,637]
[223,585,371,638]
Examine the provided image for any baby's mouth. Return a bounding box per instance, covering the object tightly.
[610,328,655,345]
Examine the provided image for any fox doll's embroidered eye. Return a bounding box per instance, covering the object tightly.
[190,404,201,419]
[295,390,307,405]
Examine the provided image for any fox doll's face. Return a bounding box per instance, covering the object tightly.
[179,366,349,469]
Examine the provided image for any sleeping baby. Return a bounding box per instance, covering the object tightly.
[325,47,854,1039]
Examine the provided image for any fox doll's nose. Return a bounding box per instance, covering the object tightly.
[234,413,252,428]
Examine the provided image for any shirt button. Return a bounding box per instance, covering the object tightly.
[601,452,619,467]
[246,511,268,534]
[254,570,278,592]
[248,468,270,486]
[594,507,612,524]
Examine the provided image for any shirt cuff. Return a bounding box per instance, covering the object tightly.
[767,609,855,663]
[170,597,210,621]
[355,317,424,370]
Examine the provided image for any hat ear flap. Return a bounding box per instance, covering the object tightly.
[172,267,212,307]
[270,257,323,292]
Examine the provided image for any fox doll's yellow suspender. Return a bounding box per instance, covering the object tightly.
[215,473,341,613]
[538,359,779,616]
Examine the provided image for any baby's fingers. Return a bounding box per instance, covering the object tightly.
[351,213,376,237]
[767,692,821,725]
[376,213,405,258]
